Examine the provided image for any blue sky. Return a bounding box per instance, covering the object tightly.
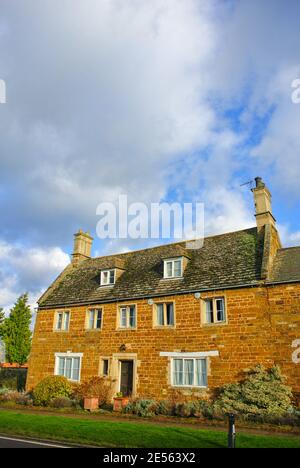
[0,0,300,311]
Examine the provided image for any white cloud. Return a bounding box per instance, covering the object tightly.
[0,239,69,310]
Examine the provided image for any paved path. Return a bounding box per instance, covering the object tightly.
[0,435,71,448]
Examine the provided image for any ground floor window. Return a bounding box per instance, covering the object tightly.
[55,353,82,382]
[171,357,207,388]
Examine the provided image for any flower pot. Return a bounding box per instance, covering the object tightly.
[113,396,129,412]
[84,397,99,411]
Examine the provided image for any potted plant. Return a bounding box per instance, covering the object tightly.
[113,392,130,412]
[74,376,114,412]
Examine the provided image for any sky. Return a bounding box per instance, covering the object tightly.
[0,0,300,312]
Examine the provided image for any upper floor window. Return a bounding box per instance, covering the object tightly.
[101,269,115,286]
[86,309,103,330]
[119,305,136,329]
[55,311,70,331]
[163,258,183,279]
[204,298,226,325]
[155,302,175,327]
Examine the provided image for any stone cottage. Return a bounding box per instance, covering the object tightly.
[27,178,300,403]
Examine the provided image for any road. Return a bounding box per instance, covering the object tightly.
[0,434,71,448]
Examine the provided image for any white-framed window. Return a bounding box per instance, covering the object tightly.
[163,258,183,279]
[171,357,207,388]
[155,302,175,327]
[86,308,103,330]
[55,311,70,331]
[55,353,82,382]
[204,298,226,324]
[100,269,115,286]
[119,305,136,329]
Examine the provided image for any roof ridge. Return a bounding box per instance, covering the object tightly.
[88,226,257,262]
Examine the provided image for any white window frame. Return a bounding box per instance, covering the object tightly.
[86,308,103,330]
[154,302,175,327]
[54,353,83,382]
[170,357,208,388]
[54,311,70,331]
[203,297,226,325]
[163,257,183,279]
[118,305,137,329]
[100,269,116,286]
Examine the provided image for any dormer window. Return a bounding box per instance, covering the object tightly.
[163,258,183,279]
[100,269,115,286]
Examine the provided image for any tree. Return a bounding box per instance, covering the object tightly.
[0,307,5,339]
[1,294,32,365]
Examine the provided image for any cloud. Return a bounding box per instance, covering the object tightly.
[0,0,300,310]
[0,0,222,247]
[0,239,69,311]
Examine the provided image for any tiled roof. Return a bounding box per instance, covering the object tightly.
[268,247,300,283]
[39,227,265,308]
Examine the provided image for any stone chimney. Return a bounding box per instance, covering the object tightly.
[72,229,93,265]
[252,177,276,231]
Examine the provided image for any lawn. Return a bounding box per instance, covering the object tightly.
[0,410,299,448]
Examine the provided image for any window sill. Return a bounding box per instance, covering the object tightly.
[85,328,102,332]
[154,325,176,330]
[116,327,137,331]
[171,385,208,390]
[160,277,184,281]
[53,330,70,333]
[202,321,227,328]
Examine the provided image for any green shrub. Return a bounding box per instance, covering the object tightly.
[156,400,172,416]
[124,399,158,417]
[49,397,74,408]
[33,376,73,406]
[214,365,294,418]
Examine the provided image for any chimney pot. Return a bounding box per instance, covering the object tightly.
[255,177,265,189]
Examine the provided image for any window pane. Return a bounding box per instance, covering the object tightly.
[195,359,207,387]
[157,304,164,326]
[129,306,136,328]
[57,313,63,330]
[65,358,72,379]
[103,359,109,376]
[71,358,80,381]
[88,310,95,329]
[120,308,127,327]
[109,270,115,284]
[166,303,174,325]
[166,262,173,277]
[58,357,65,376]
[174,260,182,277]
[96,310,102,329]
[173,359,183,386]
[206,300,214,323]
[216,299,225,322]
[64,312,70,330]
[102,271,108,284]
[184,359,194,386]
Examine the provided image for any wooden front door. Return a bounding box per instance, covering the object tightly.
[120,360,133,397]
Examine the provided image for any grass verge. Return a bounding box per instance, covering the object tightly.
[0,410,299,448]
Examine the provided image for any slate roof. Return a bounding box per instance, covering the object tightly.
[268,247,300,283]
[39,227,266,308]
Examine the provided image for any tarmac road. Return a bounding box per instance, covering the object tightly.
[0,434,71,448]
